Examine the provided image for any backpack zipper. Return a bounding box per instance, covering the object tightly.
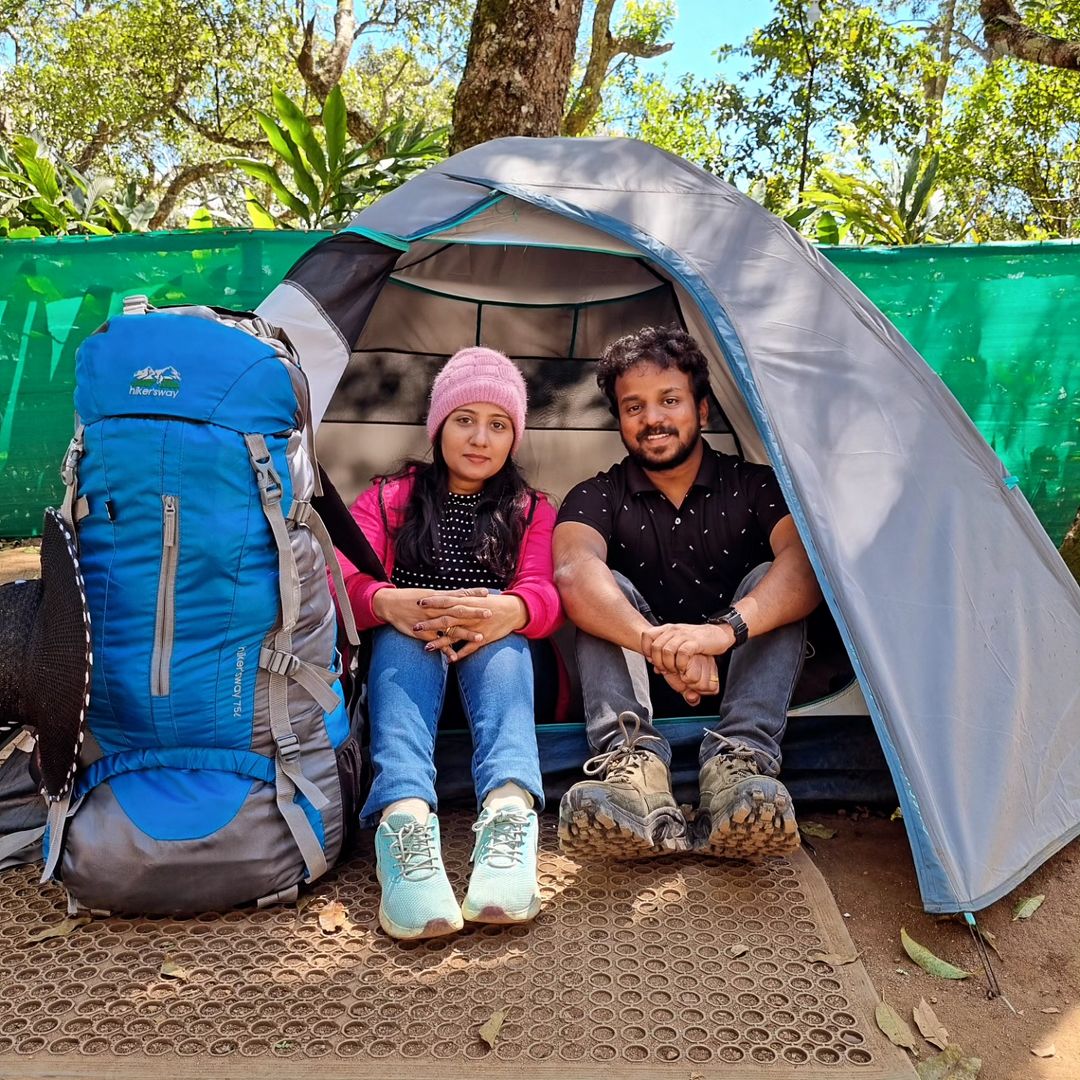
[151,494,179,696]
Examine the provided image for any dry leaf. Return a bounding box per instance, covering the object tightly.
[726,943,749,958]
[901,928,972,980]
[160,957,189,981]
[478,1009,507,1048]
[25,916,90,943]
[1012,895,1045,921]
[891,806,904,821]
[317,900,349,934]
[799,822,836,839]
[1031,1043,1056,1058]
[913,998,949,1050]
[876,1000,919,1054]
[809,950,860,966]
[916,1045,983,1080]
[1040,1007,1061,1014]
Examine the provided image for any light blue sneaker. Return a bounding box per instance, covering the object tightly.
[460,806,541,925]
[374,812,463,940]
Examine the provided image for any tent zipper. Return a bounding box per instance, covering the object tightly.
[151,494,179,697]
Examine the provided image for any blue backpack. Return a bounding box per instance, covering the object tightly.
[44,298,364,914]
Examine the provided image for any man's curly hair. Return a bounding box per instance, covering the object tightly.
[596,325,712,417]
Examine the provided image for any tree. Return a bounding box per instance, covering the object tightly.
[981,0,1080,68]
[450,0,673,153]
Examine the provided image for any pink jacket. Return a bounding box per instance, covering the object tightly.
[336,474,563,640]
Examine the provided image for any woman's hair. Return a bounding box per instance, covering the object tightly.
[383,435,533,582]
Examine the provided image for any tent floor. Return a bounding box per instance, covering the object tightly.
[0,812,916,1079]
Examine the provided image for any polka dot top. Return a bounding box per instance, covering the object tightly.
[391,491,509,591]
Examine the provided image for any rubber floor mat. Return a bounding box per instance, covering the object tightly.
[0,811,917,1078]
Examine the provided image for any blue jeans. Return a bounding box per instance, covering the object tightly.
[360,626,545,825]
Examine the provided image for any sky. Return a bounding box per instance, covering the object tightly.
[662,0,776,82]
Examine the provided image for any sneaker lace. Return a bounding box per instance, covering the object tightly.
[387,819,440,880]
[583,712,666,783]
[472,808,531,869]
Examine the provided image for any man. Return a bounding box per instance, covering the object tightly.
[554,325,821,861]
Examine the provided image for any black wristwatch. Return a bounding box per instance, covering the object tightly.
[706,606,749,648]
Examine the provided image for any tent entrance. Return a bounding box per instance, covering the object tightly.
[316,210,867,783]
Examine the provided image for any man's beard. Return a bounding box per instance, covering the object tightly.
[623,423,702,473]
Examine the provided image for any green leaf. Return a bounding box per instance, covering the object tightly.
[187,207,214,230]
[322,86,347,173]
[244,188,278,230]
[799,821,836,839]
[231,159,310,223]
[12,135,61,200]
[254,110,320,208]
[875,1000,919,1054]
[75,220,113,236]
[900,928,972,980]
[916,1045,983,1080]
[273,87,328,183]
[5,225,42,239]
[906,153,940,231]
[478,1008,507,1048]
[899,148,921,214]
[1012,894,1045,921]
[816,211,840,244]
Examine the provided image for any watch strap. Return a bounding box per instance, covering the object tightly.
[707,606,749,648]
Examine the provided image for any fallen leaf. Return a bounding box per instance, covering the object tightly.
[799,822,836,840]
[809,950,860,966]
[901,928,972,980]
[725,943,748,958]
[916,1045,983,1080]
[891,806,904,821]
[876,1000,919,1054]
[1031,1043,1056,1058]
[1040,1007,1061,1014]
[478,1009,507,1048]
[1012,895,1045,921]
[25,916,90,943]
[914,998,949,1050]
[318,900,349,934]
[160,957,189,981]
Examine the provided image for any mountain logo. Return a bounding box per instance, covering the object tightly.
[129,365,181,397]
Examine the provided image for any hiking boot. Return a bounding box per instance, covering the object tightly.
[461,806,541,924]
[374,812,463,940]
[558,712,688,860]
[695,744,799,860]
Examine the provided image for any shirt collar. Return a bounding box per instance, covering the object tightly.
[625,442,722,497]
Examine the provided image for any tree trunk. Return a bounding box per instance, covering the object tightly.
[1062,505,1080,587]
[981,0,1080,69]
[451,0,585,155]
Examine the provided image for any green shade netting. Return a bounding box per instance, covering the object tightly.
[1,230,1077,542]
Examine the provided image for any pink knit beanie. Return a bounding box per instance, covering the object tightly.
[426,347,528,453]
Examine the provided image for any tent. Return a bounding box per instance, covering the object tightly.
[256,136,1080,914]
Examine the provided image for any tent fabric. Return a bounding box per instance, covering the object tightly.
[256,137,1080,913]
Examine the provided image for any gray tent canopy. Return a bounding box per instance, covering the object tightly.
[258,136,1080,914]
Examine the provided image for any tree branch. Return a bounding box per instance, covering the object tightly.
[562,0,672,137]
[981,0,1080,69]
[148,159,232,229]
[172,104,268,152]
[297,0,355,99]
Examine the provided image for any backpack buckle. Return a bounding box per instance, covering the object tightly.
[261,648,300,677]
[251,456,283,505]
[60,433,84,486]
[275,733,301,763]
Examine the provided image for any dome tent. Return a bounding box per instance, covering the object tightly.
[257,136,1080,914]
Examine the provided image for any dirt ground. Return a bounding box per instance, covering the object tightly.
[2,542,1076,1078]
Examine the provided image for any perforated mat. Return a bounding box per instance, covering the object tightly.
[0,811,916,1078]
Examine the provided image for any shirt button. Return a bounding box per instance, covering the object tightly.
[674,517,681,525]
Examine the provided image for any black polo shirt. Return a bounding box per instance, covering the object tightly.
[557,445,790,624]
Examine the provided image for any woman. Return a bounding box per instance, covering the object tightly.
[336,347,561,941]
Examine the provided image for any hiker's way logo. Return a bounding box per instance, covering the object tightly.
[129,366,181,398]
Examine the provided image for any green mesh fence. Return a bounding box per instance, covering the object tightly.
[1,230,1077,542]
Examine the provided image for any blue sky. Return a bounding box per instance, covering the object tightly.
[662,0,775,81]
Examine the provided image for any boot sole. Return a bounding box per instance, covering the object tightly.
[696,783,800,860]
[557,796,688,861]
